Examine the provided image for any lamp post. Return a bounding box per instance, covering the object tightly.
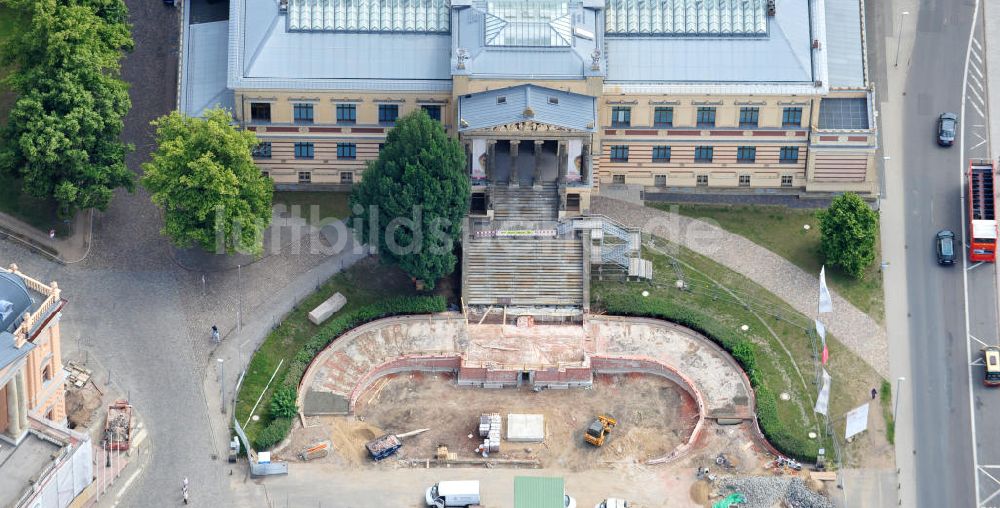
[894,11,910,67]
[893,376,906,421]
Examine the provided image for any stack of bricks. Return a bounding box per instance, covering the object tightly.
[479,413,501,453]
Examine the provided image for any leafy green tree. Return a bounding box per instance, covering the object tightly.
[817,193,879,279]
[141,108,273,256]
[350,111,470,289]
[0,0,134,215]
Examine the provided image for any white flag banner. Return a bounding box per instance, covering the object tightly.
[818,266,834,313]
[845,403,870,439]
[814,369,832,415]
[815,319,826,341]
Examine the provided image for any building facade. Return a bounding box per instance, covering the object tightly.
[183,0,875,214]
[0,264,67,443]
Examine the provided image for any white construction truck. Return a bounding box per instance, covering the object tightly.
[425,480,481,507]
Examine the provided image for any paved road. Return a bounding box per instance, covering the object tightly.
[874,0,997,506]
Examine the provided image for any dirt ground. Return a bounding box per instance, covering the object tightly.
[280,372,839,507]
[65,383,103,430]
[286,372,700,471]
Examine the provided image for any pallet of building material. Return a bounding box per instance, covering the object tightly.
[299,440,331,461]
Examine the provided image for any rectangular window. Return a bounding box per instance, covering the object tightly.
[611,107,631,128]
[610,145,629,162]
[654,174,667,186]
[652,146,671,162]
[782,107,803,127]
[298,171,311,183]
[696,107,716,127]
[293,103,314,123]
[336,104,357,124]
[737,146,756,162]
[694,146,713,162]
[739,107,759,128]
[294,142,314,159]
[781,174,793,187]
[696,174,709,186]
[739,174,751,187]
[252,142,271,159]
[653,107,673,128]
[337,143,356,159]
[780,146,800,163]
[421,105,442,121]
[566,193,580,210]
[378,104,399,124]
[612,174,626,184]
[340,172,354,184]
[250,102,271,122]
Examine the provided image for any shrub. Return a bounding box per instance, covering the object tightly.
[270,385,298,419]
[254,417,292,450]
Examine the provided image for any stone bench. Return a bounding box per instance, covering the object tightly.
[308,292,346,325]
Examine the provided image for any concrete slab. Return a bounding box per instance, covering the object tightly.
[506,414,545,442]
[307,292,346,325]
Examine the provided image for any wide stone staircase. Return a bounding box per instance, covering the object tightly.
[491,183,559,221]
[463,237,585,307]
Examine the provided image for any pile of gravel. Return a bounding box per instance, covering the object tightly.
[717,476,833,508]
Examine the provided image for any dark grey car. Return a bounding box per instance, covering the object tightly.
[936,229,956,265]
[938,113,957,146]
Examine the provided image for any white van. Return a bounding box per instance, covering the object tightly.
[425,480,481,507]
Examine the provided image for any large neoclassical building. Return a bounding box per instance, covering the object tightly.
[182,0,874,213]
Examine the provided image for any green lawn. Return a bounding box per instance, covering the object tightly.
[234,257,454,441]
[650,203,884,323]
[273,191,351,224]
[592,235,887,462]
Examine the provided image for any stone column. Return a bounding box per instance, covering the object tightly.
[533,140,544,189]
[509,140,520,188]
[557,141,568,184]
[5,379,21,439]
[582,143,592,186]
[486,140,496,184]
[15,370,27,431]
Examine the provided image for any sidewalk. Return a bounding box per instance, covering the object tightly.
[590,195,889,379]
[200,243,368,469]
[0,209,92,264]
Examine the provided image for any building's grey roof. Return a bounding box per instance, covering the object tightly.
[0,331,33,373]
[458,84,595,132]
[824,0,865,88]
[605,0,768,36]
[605,0,815,83]
[182,21,234,117]
[452,1,602,79]
[818,97,869,129]
[0,272,32,333]
[287,0,451,32]
[230,0,453,91]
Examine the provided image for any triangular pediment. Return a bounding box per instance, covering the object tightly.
[466,120,589,135]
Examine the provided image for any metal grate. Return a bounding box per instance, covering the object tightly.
[605,0,768,37]
[287,0,451,32]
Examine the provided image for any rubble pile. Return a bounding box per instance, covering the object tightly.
[717,477,833,508]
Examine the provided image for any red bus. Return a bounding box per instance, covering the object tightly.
[968,160,997,262]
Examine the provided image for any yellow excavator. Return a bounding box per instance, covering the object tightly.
[584,415,617,447]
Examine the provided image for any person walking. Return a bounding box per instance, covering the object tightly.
[182,477,189,504]
[211,325,220,344]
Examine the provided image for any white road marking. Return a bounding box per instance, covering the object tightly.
[971,61,986,80]
[972,139,988,150]
[115,467,142,499]
[971,101,986,118]
[959,2,985,506]
[979,467,1000,506]
[972,358,985,366]
[969,262,986,271]
[971,73,987,92]
[973,37,983,50]
[970,334,991,348]
[970,85,988,107]
[972,46,985,65]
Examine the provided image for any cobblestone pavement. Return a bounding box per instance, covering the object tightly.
[591,196,889,379]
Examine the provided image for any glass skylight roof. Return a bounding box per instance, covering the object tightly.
[287,0,451,32]
[483,0,572,46]
[605,0,768,36]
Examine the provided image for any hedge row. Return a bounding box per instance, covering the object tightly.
[248,295,447,449]
[599,291,817,461]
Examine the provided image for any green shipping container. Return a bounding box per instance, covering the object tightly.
[514,476,565,508]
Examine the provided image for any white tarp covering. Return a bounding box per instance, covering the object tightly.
[845,402,870,439]
[814,369,831,415]
[818,266,833,313]
[28,434,93,508]
[471,138,487,180]
[566,139,582,182]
